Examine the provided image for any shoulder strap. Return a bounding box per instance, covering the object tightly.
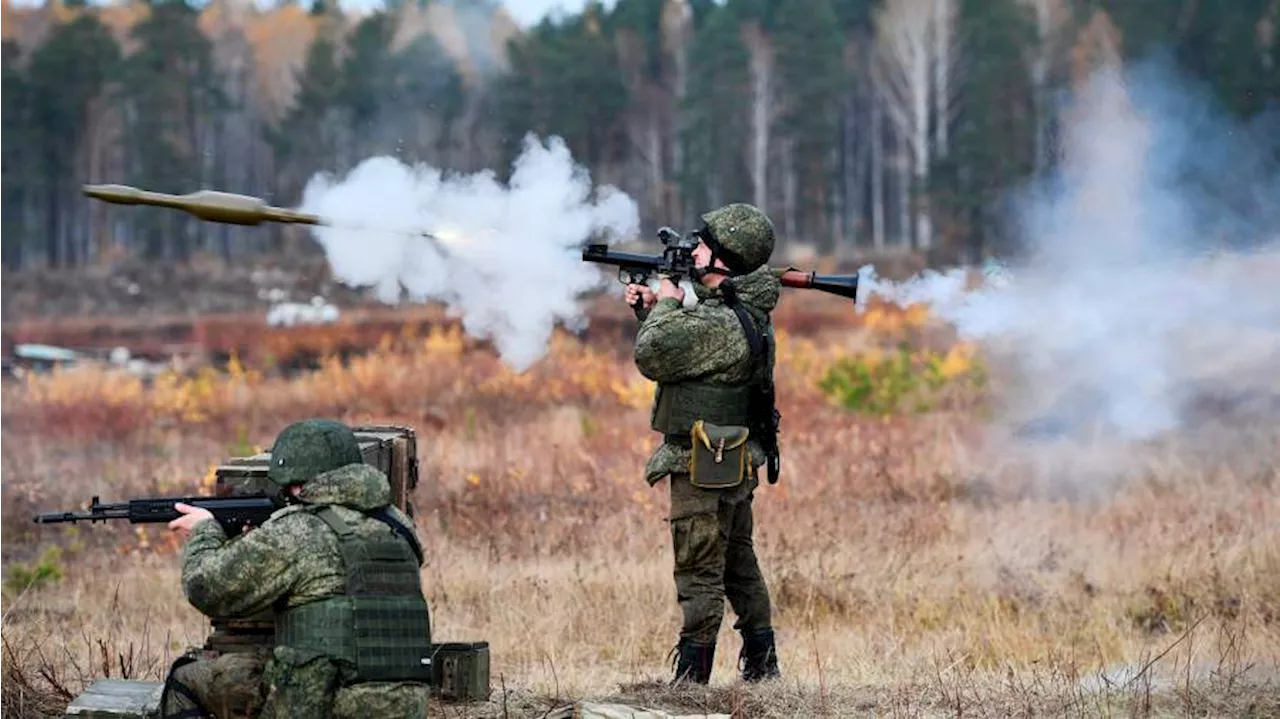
[720,281,766,365]
[308,504,424,566]
[311,505,354,537]
[368,507,425,567]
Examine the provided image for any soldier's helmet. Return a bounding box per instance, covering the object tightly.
[267,418,363,489]
[698,203,776,274]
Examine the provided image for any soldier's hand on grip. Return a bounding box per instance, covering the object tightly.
[656,277,685,304]
[625,283,657,310]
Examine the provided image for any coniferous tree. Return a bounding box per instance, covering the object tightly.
[679,2,751,216]
[941,0,1037,261]
[269,32,343,201]
[773,0,846,246]
[494,13,627,171]
[118,0,224,261]
[24,13,121,267]
[2,41,34,269]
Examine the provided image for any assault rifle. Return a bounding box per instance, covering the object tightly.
[33,495,280,536]
[582,228,861,307]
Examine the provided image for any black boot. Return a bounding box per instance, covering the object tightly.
[671,638,716,685]
[739,628,780,682]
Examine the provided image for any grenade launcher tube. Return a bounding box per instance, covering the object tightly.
[581,244,860,302]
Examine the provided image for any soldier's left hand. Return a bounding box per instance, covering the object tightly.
[657,277,685,303]
[169,502,215,537]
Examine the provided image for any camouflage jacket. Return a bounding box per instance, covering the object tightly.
[181,463,421,617]
[181,463,429,714]
[633,265,780,485]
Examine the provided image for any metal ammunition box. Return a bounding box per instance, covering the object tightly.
[61,679,162,718]
[431,642,491,702]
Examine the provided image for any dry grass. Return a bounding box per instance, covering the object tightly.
[3,297,1278,718]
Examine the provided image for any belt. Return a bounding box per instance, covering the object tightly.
[663,434,692,449]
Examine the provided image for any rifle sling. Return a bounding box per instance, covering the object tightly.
[368,507,425,567]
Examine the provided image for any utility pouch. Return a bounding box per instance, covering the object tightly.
[688,420,750,489]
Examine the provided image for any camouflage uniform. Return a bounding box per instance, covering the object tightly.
[633,203,782,685]
[159,419,432,718]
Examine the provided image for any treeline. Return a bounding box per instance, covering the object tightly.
[2,0,1276,271]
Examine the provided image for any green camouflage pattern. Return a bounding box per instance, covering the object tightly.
[160,648,270,718]
[267,418,365,488]
[632,258,779,651]
[175,460,430,716]
[634,264,780,485]
[331,682,431,717]
[700,203,776,272]
[668,470,773,644]
[159,630,429,719]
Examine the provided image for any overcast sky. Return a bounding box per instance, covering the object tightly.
[485,0,611,27]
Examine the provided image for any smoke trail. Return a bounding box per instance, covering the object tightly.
[858,55,1280,450]
[298,134,640,372]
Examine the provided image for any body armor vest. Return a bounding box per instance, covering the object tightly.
[274,505,432,684]
[650,299,775,439]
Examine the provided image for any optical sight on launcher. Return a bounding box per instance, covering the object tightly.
[34,425,491,717]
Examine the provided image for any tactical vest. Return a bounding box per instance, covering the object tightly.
[274,505,432,684]
[650,297,775,439]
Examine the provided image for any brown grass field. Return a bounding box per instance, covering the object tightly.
[2,294,1278,718]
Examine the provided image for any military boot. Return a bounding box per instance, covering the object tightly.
[739,628,780,682]
[670,638,716,685]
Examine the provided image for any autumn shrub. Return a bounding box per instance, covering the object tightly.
[817,342,988,415]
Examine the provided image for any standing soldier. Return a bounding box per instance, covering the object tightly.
[160,418,433,718]
[624,203,782,686]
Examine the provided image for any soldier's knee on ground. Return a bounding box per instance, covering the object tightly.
[259,647,341,719]
[159,656,212,719]
[160,651,269,719]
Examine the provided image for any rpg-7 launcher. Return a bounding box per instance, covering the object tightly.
[34,495,279,537]
[582,227,860,306]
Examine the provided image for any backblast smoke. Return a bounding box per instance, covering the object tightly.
[856,56,1280,485]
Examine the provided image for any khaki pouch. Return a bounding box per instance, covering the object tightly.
[688,420,750,489]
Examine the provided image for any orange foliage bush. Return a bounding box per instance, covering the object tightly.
[5,301,957,443]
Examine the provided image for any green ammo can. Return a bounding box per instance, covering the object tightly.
[430,642,491,702]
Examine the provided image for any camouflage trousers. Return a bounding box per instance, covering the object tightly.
[158,648,269,719]
[667,470,774,645]
[158,646,430,719]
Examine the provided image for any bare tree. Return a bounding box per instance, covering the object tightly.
[1020,0,1069,173]
[873,0,961,252]
[662,0,693,223]
[742,21,773,215]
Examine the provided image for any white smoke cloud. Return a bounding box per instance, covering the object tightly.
[858,56,1280,450]
[298,134,640,371]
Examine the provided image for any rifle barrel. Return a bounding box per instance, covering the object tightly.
[33,497,129,524]
[33,509,127,523]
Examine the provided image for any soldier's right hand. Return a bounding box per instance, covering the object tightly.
[625,283,656,310]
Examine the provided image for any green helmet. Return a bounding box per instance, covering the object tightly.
[698,203,775,274]
[267,418,363,489]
